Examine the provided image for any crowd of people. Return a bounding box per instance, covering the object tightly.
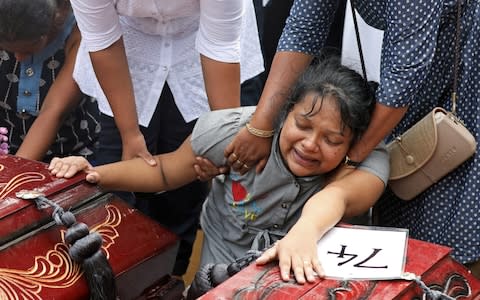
[0,0,479,296]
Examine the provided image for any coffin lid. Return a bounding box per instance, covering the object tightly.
[0,154,101,245]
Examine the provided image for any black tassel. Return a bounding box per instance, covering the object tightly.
[31,197,118,300]
[82,251,117,300]
[68,230,117,300]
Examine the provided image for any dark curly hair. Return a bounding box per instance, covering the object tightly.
[277,57,377,144]
[0,0,67,43]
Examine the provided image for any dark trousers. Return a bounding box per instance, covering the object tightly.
[97,84,208,276]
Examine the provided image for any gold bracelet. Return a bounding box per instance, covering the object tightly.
[245,122,275,138]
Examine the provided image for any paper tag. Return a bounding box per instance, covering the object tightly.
[317,226,408,280]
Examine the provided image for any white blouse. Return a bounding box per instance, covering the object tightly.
[72,0,264,126]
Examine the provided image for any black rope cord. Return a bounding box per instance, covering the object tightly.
[18,191,117,300]
[186,249,263,300]
[186,229,273,300]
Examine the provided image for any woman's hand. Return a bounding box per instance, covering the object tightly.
[193,156,229,181]
[224,127,272,174]
[48,156,99,183]
[256,227,324,284]
[121,131,156,166]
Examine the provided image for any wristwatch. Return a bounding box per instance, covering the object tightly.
[344,156,361,167]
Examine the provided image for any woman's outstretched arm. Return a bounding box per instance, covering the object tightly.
[49,135,198,193]
[256,167,385,284]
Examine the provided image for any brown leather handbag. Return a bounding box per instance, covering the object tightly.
[387,108,476,200]
[386,0,476,200]
[351,0,477,201]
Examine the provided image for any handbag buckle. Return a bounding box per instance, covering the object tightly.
[447,111,466,126]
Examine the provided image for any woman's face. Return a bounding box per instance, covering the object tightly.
[279,92,353,177]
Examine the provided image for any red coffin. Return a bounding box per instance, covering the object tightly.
[200,233,480,299]
[0,154,179,299]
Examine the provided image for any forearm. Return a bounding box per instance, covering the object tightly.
[349,103,408,162]
[93,157,167,192]
[17,90,79,160]
[328,169,385,218]
[294,168,385,240]
[200,54,240,110]
[89,38,140,141]
[92,139,198,192]
[16,109,69,160]
[293,187,347,240]
[251,51,313,130]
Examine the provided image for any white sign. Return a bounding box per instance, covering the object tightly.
[317,226,408,280]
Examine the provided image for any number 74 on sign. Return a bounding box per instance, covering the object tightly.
[317,226,409,280]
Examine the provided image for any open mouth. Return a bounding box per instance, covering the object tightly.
[292,148,318,168]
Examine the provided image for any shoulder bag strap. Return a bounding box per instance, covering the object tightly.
[349,0,368,81]
[350,0,463,114]
[451,0,462,114]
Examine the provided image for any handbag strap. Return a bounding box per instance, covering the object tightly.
[349,0,463,114]
[349,0,368,81]
[451,0,462,114]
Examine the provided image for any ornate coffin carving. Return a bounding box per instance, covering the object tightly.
[0,154,179,299]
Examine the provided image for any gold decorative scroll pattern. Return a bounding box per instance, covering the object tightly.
[0,168,121,300]
[0,171,45,199]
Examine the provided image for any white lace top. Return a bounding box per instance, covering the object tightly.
[72,0,264,125]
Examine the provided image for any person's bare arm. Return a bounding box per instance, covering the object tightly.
[201,55,240,110]
[225,51,313,173]
[16,26,83,160]
[49,134,198,193]
[89,38,155,165]
[249,51,312,132]
[347,103,408,162]
[256,169,385,284]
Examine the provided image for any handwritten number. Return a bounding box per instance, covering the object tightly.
[353,248,388,269]
[327,245,358,266]
[327,245,388,269]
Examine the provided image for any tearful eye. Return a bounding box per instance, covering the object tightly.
[296,124,307,130]
[325,137,344,146]
[295,120,310,130]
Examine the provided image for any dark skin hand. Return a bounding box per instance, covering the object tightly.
[193,156,229,181]
[224,52,313,174]
[347,103,408,162]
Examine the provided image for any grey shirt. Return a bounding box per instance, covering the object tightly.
[191,106,389,264]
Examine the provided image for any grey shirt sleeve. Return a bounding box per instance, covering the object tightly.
[190,106,256,166]
[358,141,390,186]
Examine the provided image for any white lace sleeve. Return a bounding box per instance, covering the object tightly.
[196,0,243,63]
[71,0,122,52]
